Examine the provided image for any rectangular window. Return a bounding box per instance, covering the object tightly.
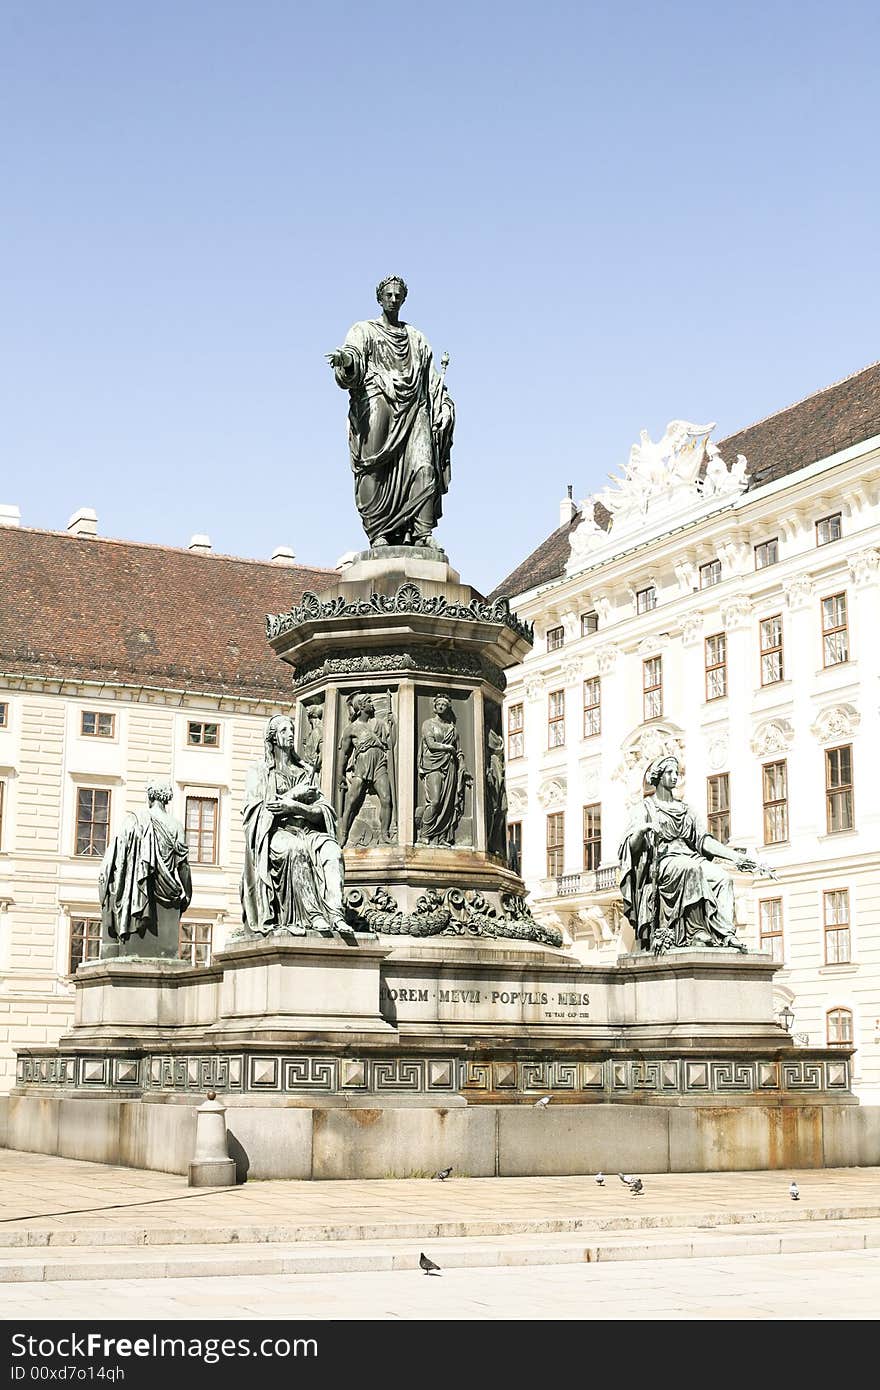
[179,920,213,967]
[546,812,565,878]
[816,513,842,546]
[69,918,101,972]
[507,821,522,875]
[0,702,7,728]
[75,788,111,857]
[580,610,599,636]
[706,773,730,843]
[583,677,601,738]
[755,538,779,569]
[705,632,727,700]
[823,889,851,964]
[825,745,854,833]
[583,803,601,871]
[636,585,656,614]
[827,1007,853,1044]
[760,615,784,685]
[821,593,849,666]
[185,795,218,865]
[758,898,784,962]
[548,689,565,748]
[187,720,219,747]
[546,625,565,652]
[81,710,115,738]
[699,558,722,588]
[762,760,788,844]
[507,703,524,761]
[643,656,662,720]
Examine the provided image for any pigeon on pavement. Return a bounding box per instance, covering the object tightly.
[419,1252,441,1275]
[534,1096,551,1108]
[595,1172,605,1186]
[618,1173,644,1194]
[790,1180,800,1201]
[432,1166,453,1181]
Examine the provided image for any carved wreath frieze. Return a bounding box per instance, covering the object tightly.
[343,886,563,948]
[268,582,534,643]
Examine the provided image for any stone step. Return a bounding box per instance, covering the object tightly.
[2,1199,880,1250]
[0,1219,878,1283]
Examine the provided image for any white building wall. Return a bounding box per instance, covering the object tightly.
[504,434,880,1100]
[0,680,295,1092]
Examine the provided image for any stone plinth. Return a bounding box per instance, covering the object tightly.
[10,939,864,1176]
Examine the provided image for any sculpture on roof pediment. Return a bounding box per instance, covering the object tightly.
[701,444,749,499]
[567,496,607,570]
[593,423,748,539]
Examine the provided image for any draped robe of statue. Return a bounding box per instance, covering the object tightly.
[99,805,192,948]
[619,795,742,954]
[240,757,344,935]
[333,317,455,545]
[417,715,464,845]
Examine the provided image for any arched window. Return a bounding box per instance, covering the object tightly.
[826,1008,853,1045]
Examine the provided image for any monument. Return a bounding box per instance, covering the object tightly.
[619,754,775,955]
[98,781,192,959]
[8,279,867,1182]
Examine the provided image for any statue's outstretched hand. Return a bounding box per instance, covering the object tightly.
[326,349,351,370]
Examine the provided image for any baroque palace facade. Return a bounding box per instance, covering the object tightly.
[0,511,332,1091]
[492,361,880,1101]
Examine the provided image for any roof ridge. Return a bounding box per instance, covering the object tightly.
[3,525,333,574]
[718,358,880,443]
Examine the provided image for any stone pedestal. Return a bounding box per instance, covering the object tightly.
[264,548,548,942]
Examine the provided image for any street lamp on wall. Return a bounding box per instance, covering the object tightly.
[778,1003,795,1032]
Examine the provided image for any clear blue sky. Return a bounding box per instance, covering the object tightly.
[2,0,878,593]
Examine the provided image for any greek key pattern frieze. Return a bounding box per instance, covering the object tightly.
[15,1050,849,1097]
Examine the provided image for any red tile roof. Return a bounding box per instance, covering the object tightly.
[491,360,880,600]
[0,528,333,698]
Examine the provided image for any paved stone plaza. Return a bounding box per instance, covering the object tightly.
[0,1149,878,1319]
[3,1250,879,1320]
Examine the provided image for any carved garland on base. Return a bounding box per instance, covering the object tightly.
[267,582,534,644]
[343,886,563,948]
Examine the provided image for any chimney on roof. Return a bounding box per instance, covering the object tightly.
[188,534,212,554]
[271,546,297,565]
[559,485,578,527]
[68,507,98,539]
[0,504,21,528]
